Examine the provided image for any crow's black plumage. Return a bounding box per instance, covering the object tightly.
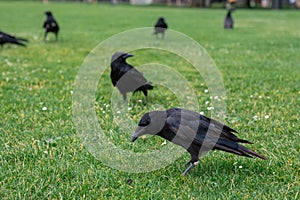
[154,17,168,38]
[0,30,28,47]
[110,52,153,104]
[131,108,267,175]
[43,11,60,41]
[224,9,234,29]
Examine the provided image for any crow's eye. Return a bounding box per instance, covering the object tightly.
[138,115,151,127]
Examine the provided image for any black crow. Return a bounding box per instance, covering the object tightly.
[131,108,267,175]
[224,8,234,29]
[154,17,168,38]
[43,11,60,41]
[110,52,153,104]
[0,30,28,47]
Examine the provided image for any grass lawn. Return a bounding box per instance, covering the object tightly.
[1,1,299,199]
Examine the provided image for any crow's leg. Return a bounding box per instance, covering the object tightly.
[55,32,58,41]
[182,160,199,176]
[122,93,127,102]
[142,90,148,105]
[44,32,48,42]
[184,159,192,166]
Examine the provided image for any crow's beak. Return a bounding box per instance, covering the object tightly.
[124,53,133,59]
[131,136,138,142]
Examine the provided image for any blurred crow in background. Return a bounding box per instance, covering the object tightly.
[154,17,168,38]
[131,108,267,175]
[224,8,234,29]
[0,30,28,47]
[110,52,153,104]
[43,11,60,41]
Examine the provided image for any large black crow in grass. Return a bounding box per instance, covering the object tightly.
[43,11,60,41]
[0,30,28,47]
[110,52,153,104]
[131,108,267,175]
[153,17,168,38]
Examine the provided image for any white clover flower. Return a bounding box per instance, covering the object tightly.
[239,165,243,169]
[259,96,262,99]
[70,90,73,94]
[116,111,121,114]
[250,95,253,98]
[199,111,204,115]
[42,107,47,111]
[253,115,259,120]
[265,115,270,119]
[204,89,208,93]
[161,141,167,146]
[207,107,214,111]
[138,99,143,103]
[128,107,132,111]
[205,101,210,105]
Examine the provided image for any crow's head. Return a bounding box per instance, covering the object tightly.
[45,11,53,16]
[111,52,133,63]
[131,111,167,142]
[158,17,165,22]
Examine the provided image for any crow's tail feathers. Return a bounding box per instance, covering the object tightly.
[145,83,153,90]
[11,40,26,47]
[213,141,267,160]
[16,37,29,42]
[134,83,153,94]
[238,144,267,160]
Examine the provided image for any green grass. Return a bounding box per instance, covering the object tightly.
[1,1,299,199]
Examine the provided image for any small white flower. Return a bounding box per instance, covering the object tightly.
[105,104,109,108]
[138,99,143,103]
[253,115,259,120]
[199,111,204,115]
[204,89,209,93]
[70,90,73,94]
[42,107,47,111]
[214,96,219,100]
[239,99,242,102]
[127,107,132,111]
[116,111,121,114]
[205,101,210,105]
[259,96,262,99]
[265,115,270,119]
[207,107,214,111]
[161,141,167,146]
[250,95,253,98]
[5,59,13,66]
[239,165,243,169]
[267,96,270,99]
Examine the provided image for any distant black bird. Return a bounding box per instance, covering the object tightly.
[110,52,153,104]
[131,108,267,175]
[154,17,168,38]
[43,11,60,41]
[224,9,234,29]
[0,30,28,47]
